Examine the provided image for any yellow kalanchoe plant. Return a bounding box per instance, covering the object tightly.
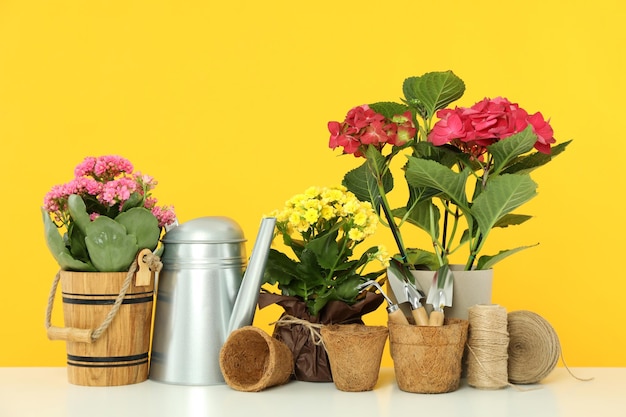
[263,185,389,316]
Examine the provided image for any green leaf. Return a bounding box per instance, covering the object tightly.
[402,71,465,118]
[334,275,362,301]
[116,207,161,251]
[263,249,299,286]
[476,244,538,270]
[405,248,440,270]
[342,148,393,211]
[121,192,144,211]
[67,194,92,235]
[394,200,440,236]
[405,156,470,212]
[41,208,96,271]
[67,222,90,263]
[493,213,532,228]
[471,174,537,237]
[488,126,538,174]
[84,216,139,271]
[502,140,572,175]
[369,101,410,119]
[305,229,341,270]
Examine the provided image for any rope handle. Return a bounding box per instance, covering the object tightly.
[45,249,162,344]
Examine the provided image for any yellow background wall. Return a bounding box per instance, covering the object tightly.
[1,0,624,367]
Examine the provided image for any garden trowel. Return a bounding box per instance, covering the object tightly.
[387,260,429,326]
[358,279,409,325]
[426,263,454,326]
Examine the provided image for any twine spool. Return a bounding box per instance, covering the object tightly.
[507,310,560,384]
[467,304,509,389]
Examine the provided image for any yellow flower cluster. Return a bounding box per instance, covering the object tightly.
[273,185,379,243]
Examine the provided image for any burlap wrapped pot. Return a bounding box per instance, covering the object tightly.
[389,318,469,394]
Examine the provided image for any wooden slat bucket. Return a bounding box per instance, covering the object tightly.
[45,250,156,386]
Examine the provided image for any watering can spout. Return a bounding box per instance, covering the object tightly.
[227,217,276,334]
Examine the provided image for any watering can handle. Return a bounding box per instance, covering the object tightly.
[44,249,154,343]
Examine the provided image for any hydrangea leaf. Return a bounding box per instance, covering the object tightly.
[471,174,537,237]
[403,71,465,118]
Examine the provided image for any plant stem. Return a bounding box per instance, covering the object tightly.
[377,191,410,267]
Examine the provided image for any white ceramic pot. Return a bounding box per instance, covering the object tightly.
[387,265,493,321]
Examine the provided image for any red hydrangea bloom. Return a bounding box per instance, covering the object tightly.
[428,97,556,157]
[329,105,416,157]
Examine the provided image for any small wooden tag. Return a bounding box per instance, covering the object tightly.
[135,248,153,287]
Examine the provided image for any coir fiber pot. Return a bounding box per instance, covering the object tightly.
[45,251,156,386]
[388,318,469,394]
[320,324,388,392]
[258,291,384,382]
[219,326,293,392]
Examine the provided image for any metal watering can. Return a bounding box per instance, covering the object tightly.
[149,216,276,385]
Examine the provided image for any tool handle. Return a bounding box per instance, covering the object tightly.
[428,310,444,326]
[46,326,93,343]
[388,308,409,325]
[411,306,430,326]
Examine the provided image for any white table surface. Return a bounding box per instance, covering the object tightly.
[0,367,618,417]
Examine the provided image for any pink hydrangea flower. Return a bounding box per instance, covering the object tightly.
[329,105,416,158]
[428,97,556,157]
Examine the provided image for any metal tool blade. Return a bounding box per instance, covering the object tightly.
[426,263,454,310]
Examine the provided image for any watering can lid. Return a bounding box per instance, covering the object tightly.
[161,216,246,244]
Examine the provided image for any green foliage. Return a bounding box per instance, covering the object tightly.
[336,70,571,270]
[264,242,384,317]
[42,194,162,272]
[262,186,388,317]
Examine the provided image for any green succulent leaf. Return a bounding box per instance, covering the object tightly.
[67,222,90,263]
[41,208,96,271]
[115,207,160,251]
[67,194,92,235]
[67,193,141,271]
[120,192,144,211]
[84,216,139,271]
[471,174,537,237]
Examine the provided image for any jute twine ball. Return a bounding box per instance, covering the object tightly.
[507,310,560,384]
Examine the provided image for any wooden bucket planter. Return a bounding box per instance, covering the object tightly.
[45,250,156,386]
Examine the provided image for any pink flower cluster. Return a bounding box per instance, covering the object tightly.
[428,97,556,157]
[328,105,416,157]
[44,155,176,228]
